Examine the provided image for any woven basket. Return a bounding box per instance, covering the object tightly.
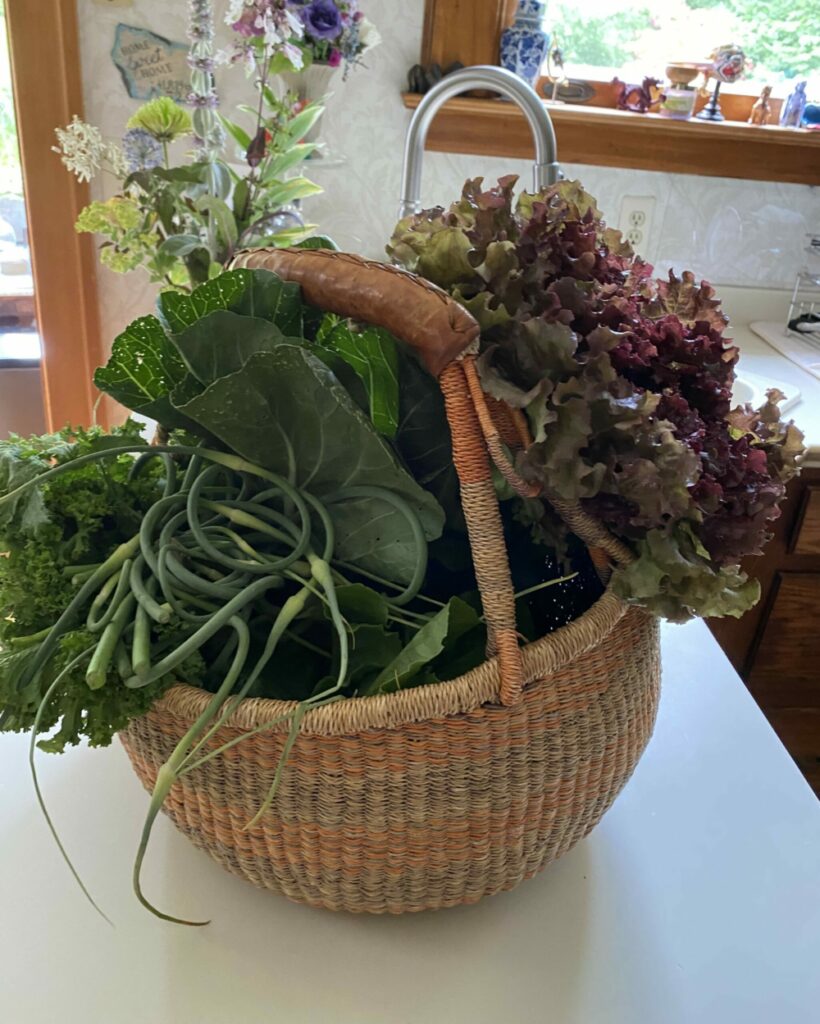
[121,249,661,914]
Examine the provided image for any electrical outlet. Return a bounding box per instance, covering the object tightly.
[618,195,656,255]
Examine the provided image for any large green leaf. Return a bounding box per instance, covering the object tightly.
[359,596,481,695]
[318,318,399,437]
[229,269,302,334]
[173,310,290,385]
[157,268,302,337]
[394,348,463,530]
[175,346,445,583]
[0,446,48,533]
[346,624,402,691]
[93,315,196,430]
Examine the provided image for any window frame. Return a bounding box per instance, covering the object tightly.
[5,0,106,430]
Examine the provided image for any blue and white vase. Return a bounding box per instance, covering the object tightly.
[500,0,550,87]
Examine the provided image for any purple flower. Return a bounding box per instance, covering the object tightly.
[302,0,342,40]
[232,7,263,37]
[327,47,342,67]
[121,128,163,173]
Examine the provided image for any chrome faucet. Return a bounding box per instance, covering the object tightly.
[398,65,561,220]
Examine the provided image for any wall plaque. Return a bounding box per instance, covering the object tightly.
[111,23,189,103]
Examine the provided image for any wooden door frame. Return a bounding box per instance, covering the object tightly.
[5,0,104,430]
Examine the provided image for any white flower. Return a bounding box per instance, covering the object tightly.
[52,116,105,183]
[105,143,130,180]
[285,8,303,39]
[225,0,245,24]
[358,17,381,53]
[282,41,304,70]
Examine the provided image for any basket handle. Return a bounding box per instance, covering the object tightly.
[231,248,481,377]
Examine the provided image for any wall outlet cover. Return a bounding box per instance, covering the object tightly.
[618,195,657,255]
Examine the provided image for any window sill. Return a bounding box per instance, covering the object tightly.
[402,93,820,186]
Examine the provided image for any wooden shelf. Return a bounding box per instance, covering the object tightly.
[402,93,820,186]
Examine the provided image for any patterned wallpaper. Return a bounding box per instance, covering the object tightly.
[76,0,820,351]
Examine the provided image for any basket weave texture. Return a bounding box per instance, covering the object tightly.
[121,249,662,914]
[122,600,658,913]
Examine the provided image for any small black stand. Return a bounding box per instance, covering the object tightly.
[696,80,724,121]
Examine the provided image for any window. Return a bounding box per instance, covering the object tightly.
[0,0,38,364]
[549,0,819,97]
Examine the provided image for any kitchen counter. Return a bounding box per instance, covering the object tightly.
[1,619,818,1024]
[721,285,820,466]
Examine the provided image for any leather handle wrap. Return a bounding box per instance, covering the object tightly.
[230,248,480,378]
[228,246,525,705]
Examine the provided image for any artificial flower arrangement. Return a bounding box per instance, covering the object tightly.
[0,180,803,923]
[227,0,380,74]
[290,0,380,75]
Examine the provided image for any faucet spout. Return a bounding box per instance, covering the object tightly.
[398,65,560,221]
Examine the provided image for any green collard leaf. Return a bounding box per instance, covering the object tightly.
[346,624,402,691]
[157,268,303,337]
[228,269,302,334]
[359,597,481,696]
[174,346,445,583]
[157,270,250,333]
[318,318,399,437]
[394,348,463,531]
[93,315,196,431]
[173,310,290,385]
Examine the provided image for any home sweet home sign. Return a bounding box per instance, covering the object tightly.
[111,23,189,102]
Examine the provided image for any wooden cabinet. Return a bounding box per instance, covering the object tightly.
[709,468,820,795]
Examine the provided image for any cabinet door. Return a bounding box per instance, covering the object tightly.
[421,0,517,68]
[791,487,820,556]
[748,574,820,707]
[747,573,820,792]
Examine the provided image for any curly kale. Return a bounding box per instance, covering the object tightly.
[0,422,182,751]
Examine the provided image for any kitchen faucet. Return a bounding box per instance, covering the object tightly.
[398,65,561,220]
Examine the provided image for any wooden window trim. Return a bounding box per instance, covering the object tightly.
[417,0,820,185]
[5,0,105,430]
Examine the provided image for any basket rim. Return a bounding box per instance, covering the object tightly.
[150,586,645,738]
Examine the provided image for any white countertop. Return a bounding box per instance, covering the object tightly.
[1,619,818,1024]
[721,285,820,464]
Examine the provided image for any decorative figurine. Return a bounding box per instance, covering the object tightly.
[615,76,664,114]
[780,80,808,127]
[500,0,551,88]
[408,61,464,95]
[661,63,700,119]
[696,43,748,122]
[748,85,773,126]
[543,39,568,103]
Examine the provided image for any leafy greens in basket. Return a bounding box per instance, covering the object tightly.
[388,177,806,621]
[0,265,585,924]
